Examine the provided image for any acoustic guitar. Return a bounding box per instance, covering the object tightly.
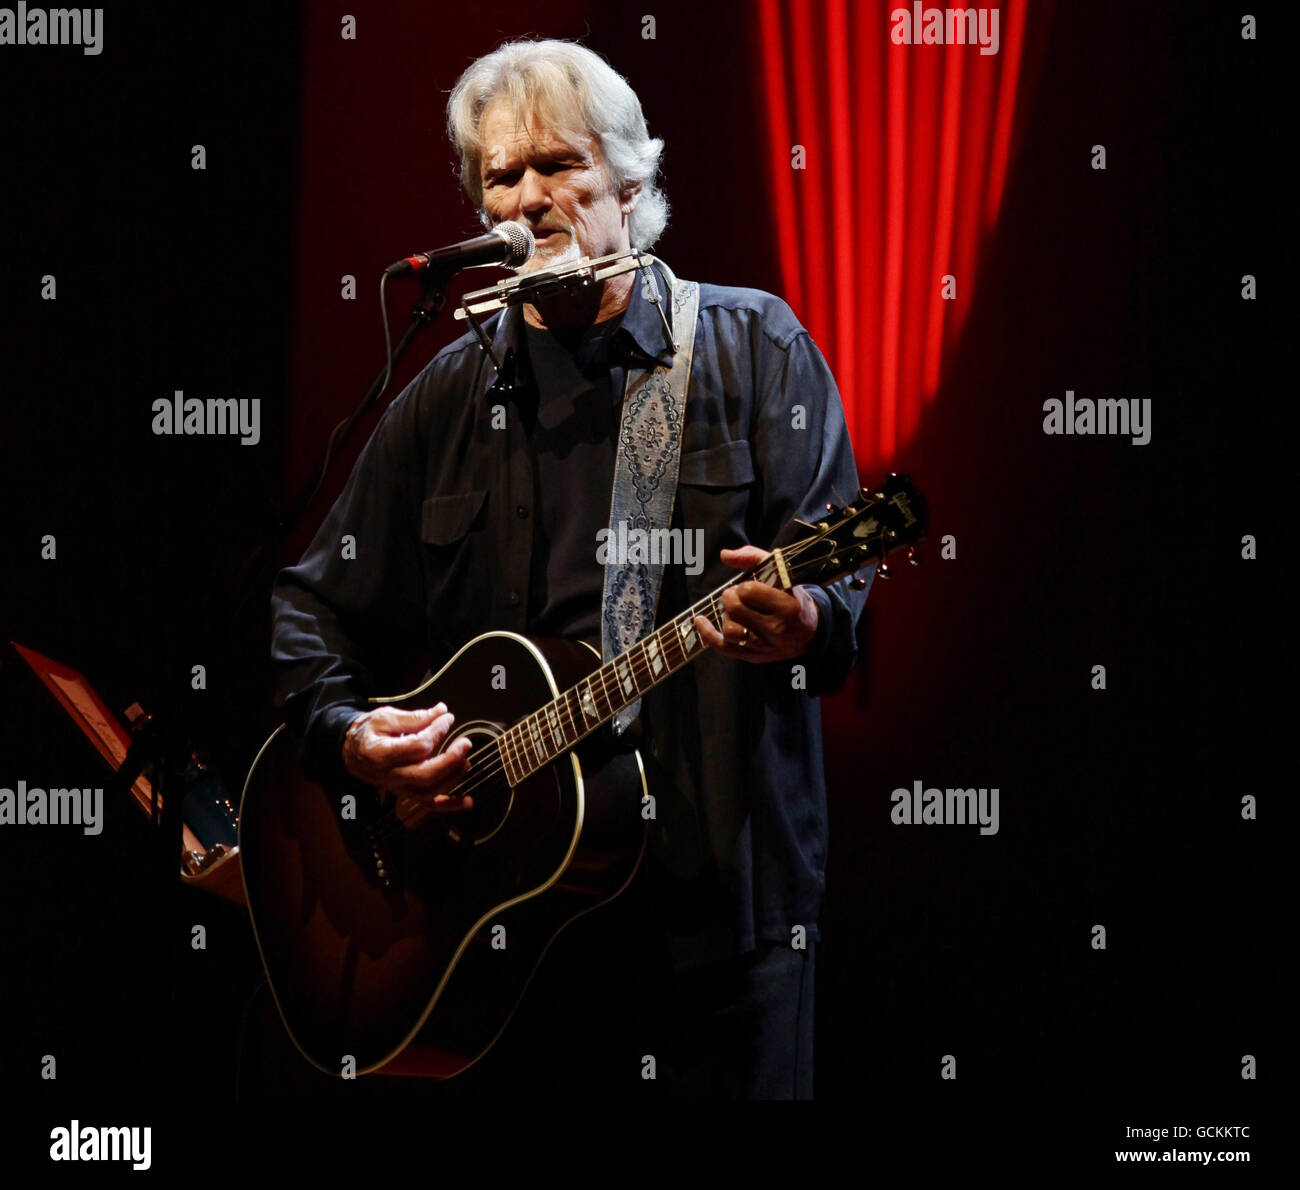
[238,475,926,1078]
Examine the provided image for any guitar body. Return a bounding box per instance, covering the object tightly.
[238,632,647,1078]
[238,475,927,1080]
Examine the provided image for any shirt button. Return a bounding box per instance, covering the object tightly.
[516,505,529,518]
[508,591,520,607]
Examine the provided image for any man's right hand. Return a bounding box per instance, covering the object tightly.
[341,703,474,820]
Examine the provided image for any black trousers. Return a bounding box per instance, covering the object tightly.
[652,934,817,1100]
[460,866,817,1101]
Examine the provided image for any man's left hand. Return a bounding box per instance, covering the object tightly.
[694,545,820,664]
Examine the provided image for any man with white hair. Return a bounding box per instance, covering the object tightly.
[272,38,872,1099]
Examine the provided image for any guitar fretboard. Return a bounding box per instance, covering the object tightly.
[496,565,782,786]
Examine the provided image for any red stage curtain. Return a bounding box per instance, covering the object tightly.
[755,0,1041,472]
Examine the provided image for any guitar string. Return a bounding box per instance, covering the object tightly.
[361,531,860,844]
[365,525,877,844]
[365,528,867,844]
[366,578,747,844]
[372,549,794,827]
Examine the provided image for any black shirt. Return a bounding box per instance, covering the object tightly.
[271,259,873,968]
[521,315,624,648]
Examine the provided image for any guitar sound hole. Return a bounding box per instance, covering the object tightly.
[445,724,514,846]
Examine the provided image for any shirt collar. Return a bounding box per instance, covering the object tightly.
[485,256,676,392]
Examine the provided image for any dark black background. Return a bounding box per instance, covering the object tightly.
[0,0,1279,1172]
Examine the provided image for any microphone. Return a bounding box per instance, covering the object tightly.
[385,221,535,277]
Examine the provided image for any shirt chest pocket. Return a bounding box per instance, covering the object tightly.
[420,489,489,642]
[675,440,756,575]
[677,438,755,488]
[421,489,487,545]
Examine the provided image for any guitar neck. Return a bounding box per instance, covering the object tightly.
[494,473,927,785]
[498,552,792,785]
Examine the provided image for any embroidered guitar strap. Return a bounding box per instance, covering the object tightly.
[600,258,700,737]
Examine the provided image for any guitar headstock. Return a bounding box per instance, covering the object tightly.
[779,474,928,590]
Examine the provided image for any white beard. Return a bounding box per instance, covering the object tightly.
[517,231,583,275]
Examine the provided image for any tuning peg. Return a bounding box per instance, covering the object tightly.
[848,574,869,591]
[825,502,837,513]
[907,547,919,567]
[877,562,891,580]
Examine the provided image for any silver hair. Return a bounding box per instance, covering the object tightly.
[446,39,669,250]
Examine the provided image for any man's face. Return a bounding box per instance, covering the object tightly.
[478,99,635,273]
